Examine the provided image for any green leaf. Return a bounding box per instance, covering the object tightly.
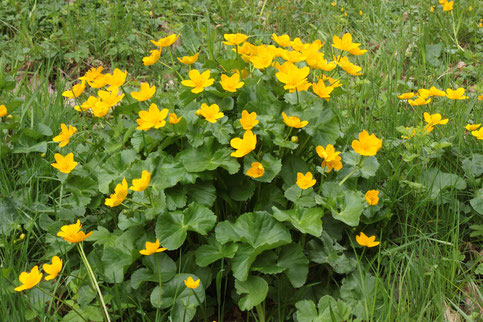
[421,168,467,199]
[461,154,483,178]
[359,156,379,178]
[155,202,216,250]
[278,244,309,288]
[284,185,316,208]
[195,237,238,267]
[150,273,205,310]
[181,24,201,51]
[295,296,352,322]
[96,149,137,194]
[12,141,47,154]
[331,191,365,227]
[101,247,133,283]
[307,232,357,274]
[470,189,483,215]
[272,206,323,237]
[180,144,240,174]
[243,153,282,183]
[235,276,269,311]
[131,253,177,289]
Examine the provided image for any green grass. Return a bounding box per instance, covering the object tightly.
[1,0,482,321]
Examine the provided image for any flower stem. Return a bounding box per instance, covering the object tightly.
[77,244,111,322]
[339,157,362,186]
[35,286,87,321]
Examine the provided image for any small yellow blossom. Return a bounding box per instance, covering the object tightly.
[143,49,162,66]
[465,124,481,131]
[282,112,308,129]
[136,103,169,130]
[79,66,104,85]
[352,130,383,156]
[52,124,78,148]
[177,52,199,65]
[139,239,166,255]
[130,170,151,192]
[74,96,99,112]
[296,172,316,190]
[169,113,182,124]
[397,92,416,100]
[356,232,380,247]
[360,10,363,15]
[249,45,275,69]
[446,88,468,100]
[230,130,257,158]
[331,1,337,6]
[220,73,244,93]
[184,276,200,289]
[62,81,86,99]
[181,69,215,94]
[43,256,63,281]
[198,103,224,123]
[104,68,127,87]
[478,94,483,100]
[430,6,435,12]
[51,153,78,174]
[365,190,380,205]
[305,52,337,71]
[105,178,128,207]
[332,33,362,53]
[246,162,264,178]
[0,104,7,117]
[275,62,310,92]
[442,1,453,12]
[223,33,249,46]
[316,144,342,172]
[312,79,334,100]
[57,220,92,243]
[423,112,449,132]
[131,83,156,101]
[427,86,446,97]
[151,34,180,47]
[471,128,483,140]
[280,50,307,63]
[240,110,259,130]
[271,33,291,47]
[14,266,42,292]
[290,37,310,51]
[408,97,431,106]
[469,6,473,11]
[335,56,363,76]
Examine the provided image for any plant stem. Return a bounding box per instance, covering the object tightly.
[77,244,111,322]
[255,303,266,322]
[35,286,87,321]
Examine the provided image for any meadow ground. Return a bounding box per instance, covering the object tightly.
[0,0,482,321]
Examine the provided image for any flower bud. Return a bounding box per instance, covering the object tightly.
[291,136,299,143]
[20,233,25,240]
[40,153,46,158]
[7,114,13,119]
[195,109,202,116]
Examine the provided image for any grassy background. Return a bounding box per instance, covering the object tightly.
[1,0,482,320]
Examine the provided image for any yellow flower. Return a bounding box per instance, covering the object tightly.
[177,52,199,65]
[139,239,166,255]
[131,82,156,101]
[184,276,200,289]
[143,49,162,66]
[246,162,264,178]
[352,130,383,156]
[169,113,182,124]
[469,5,473,11]
[181,69,214,94]
[296,172,316,190]
[79,66,104,85]
[14,266,42,291]
[312,79,334,100]
[249,45,275,69]
[0,104,7,117]
[74,96,99,112]
[401,127,416,139]
[355,232,380,247]
[223,33,249,46]
[332,33,361,53]
[428,86,446,97]
[348,46,367,56]
[280,50,307,63]
[478,94,483,100]
[365,190,379,205]
[151,34,180,47]
[360,10,363,15]
[290,37,310,51]
[240,110,259,130]
[322,75,342,88]
[282,112,308,128]
[423,112,448,132]
[397,92,416,100]
[43,256,63,281]
[130,170,151,192]
[52,124,78,148]
[305,52,337,71]
[220,73,244,93]
[275,62,310,92]
[57,219,93,243]
[331,1,336,6]
[471,128,483,140]
[408,97,431,106]
[465,124,481,131]
[446,88,468,100]
[316,144,342,172]
[136,103,169,130]
[98,86,125,107]
[335,56,363,76]
[51,153,78,174]
[104,68,127,87]
[230,130,257,158]
[430,6,435,12]
[197,103,224,123]
[105,178,128,207]
[442,1,453,11]
[62,81,86,99]
[237,42,257,62]
[271,33,291,47]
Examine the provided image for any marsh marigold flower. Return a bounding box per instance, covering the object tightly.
[316,144,342,172]
[79,67,105,88]
[471,128,483,140]
[275,62,310,91]
[428,86,446,97]
[57,219,92,243]
[397,92,416,100]
[246,162,264,178]
[181,69,214,94]
[169,113,182,124]
[62,81,86,99]
[0,104,7,117]
[104,68,127,87]
[139,239,166,255]
[14,266,42,291]
[271,33,291,47]
[408,97,431,106]
[335,56,363,76]
[223,33,249,46]
[249,46,276,69]
[312,79,334,100]
[220,73,244,92]
[184,276,200,289]
[332,33,363,53]
[282,112,308,129]
[465,124,481,131]
[75,96,99,112]
[446,88,468,100]
[230,130,257,158]
[478,94,483,100]
[240,110,259,130]
[423,112,448,132]
[143,49,162,66]
[130,170,151,192]
[365,190,380,205]
[105,178,128,207]
[43,256,63,281]
[51,153,78,174]
[151,34,179,47]
[177,52,199,65]
[52,124,78,148]
[356,232,380,247]
[131,83,156,102]
[291,37,310,51]
[136,103,169,130]
[197,103,224,123]
[296,172,316,190]
[442,1,453,11]
[352,130,383,156]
